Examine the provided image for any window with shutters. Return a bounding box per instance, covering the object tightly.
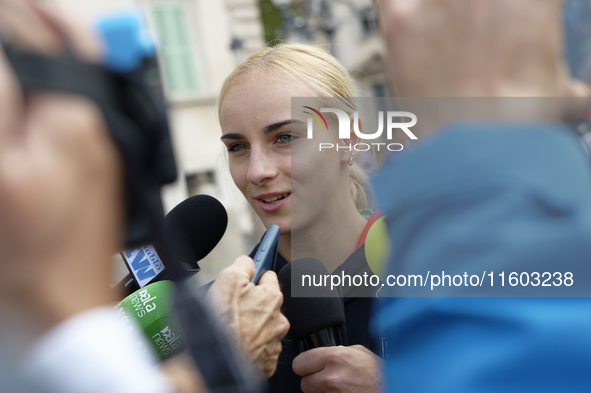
[149,2,201,99]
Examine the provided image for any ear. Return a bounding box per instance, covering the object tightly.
[339,116,362,165]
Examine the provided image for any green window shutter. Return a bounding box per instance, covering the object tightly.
[151,3,199,98]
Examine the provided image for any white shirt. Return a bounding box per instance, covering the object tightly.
[16,307,174,393]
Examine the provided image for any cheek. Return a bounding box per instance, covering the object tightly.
[229,159,248,194]
[292,136,342,183]
[279,154,292,178]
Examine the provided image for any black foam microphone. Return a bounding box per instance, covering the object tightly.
[278,258,346,350]
[164,194,228,269]
[117,194,228,295]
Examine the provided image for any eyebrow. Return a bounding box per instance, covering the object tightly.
[220,119,305,141]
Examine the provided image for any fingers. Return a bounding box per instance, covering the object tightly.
[211,256,256,294]
[0,0,102,61]
[293,345,383,393]
[0,0,103,151]
[256,270,289,344]
[231,255,257,281]
[29,2,103,62]
[348,344,373,354]
[211,256,289,379]
[0,0,62,53]
[296,347,350,393]
[293,347,336,377]
[274,308,289,341]
[257,269,280,288]
[259,336,284,378]
[251,310,289,378]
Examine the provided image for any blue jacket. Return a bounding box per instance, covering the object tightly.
[371,123,591,392]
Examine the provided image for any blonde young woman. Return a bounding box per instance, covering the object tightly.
[218,44,382,393]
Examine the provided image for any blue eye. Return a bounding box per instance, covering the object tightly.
[276,132,294,144]
[227,143,248,153]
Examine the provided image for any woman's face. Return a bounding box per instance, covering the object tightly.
[219,72,349,235]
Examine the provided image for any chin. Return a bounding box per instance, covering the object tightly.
[261,218,290,234]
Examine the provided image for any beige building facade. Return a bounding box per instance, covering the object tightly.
[43,0,387,282]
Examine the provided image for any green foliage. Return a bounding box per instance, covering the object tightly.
[259,0,285,45]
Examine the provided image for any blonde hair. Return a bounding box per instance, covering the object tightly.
[219,43,370,209]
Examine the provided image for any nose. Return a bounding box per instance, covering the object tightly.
[247,147,277,186]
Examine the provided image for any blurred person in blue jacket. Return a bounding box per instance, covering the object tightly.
[371,0,591,392]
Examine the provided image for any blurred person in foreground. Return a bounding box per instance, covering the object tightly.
[0,1,287,392]
[371,0,591,392]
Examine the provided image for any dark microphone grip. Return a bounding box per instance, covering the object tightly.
[304,326,343,348]
[278,258,346,350]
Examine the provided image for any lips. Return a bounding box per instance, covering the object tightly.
[261,193,289,203]
[255,192,291,212]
